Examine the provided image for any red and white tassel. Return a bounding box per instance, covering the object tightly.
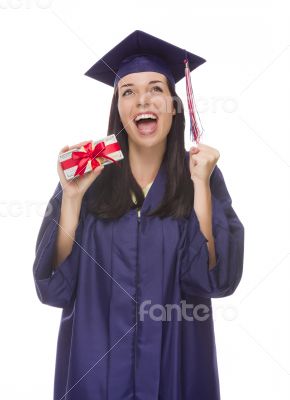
[184,58,203,144]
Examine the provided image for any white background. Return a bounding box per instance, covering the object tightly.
[0,0,289,398]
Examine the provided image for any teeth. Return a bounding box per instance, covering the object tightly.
[134,113,157,122]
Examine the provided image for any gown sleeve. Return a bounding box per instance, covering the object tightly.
[32,182,87,308]
[180,165,245,298]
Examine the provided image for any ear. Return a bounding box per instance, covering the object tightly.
[172,107,176,116]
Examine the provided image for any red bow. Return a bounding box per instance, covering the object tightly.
[60,141,121,177]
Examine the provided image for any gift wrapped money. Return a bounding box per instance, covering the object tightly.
[59,134,124,180]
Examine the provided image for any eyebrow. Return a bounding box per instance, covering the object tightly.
[120,80,165,89]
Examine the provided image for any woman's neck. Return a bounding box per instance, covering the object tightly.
[128,140,166,188]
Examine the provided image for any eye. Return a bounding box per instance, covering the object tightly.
[152,86,163,93]
[122,89,134,97]
[122,86,163,97]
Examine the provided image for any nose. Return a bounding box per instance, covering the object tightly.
[136,91,151,108]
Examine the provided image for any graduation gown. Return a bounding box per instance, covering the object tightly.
[32,151,244,400]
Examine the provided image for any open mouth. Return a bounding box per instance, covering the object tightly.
[134,113,158,135]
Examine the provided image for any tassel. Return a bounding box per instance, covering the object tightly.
[184,58,204,144]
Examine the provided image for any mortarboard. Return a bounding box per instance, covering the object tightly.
[84,30,206,143]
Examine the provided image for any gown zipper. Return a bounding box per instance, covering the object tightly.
[134,209,140,398]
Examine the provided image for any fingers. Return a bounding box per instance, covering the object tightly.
[94,164,104,173]
[76,165,104,190]
[190,154,198,167]
[70,140,92,150]
[58,140,93,155]
[190,143,220,157]
[59,145,69,155]
[190,146,199,154]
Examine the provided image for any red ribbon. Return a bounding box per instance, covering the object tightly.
[60,140,121,177]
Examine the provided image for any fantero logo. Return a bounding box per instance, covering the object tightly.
[139,300,211,322]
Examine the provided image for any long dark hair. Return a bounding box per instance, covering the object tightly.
[86,77,194,220]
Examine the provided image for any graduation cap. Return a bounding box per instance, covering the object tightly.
[84,30,206,143]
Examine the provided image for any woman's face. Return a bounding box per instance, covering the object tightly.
[117,71,176,148]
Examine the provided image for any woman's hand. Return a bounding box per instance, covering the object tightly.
[189,143,220,185]
[57,140,104,200]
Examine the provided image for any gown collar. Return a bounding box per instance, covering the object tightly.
[139,157,167,216]
[133,150,190,217]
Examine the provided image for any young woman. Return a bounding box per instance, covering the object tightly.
[33,30,244,400]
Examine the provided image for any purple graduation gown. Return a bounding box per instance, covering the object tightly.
[32,151,244,400]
